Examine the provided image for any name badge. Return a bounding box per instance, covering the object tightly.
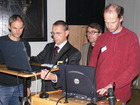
[101,46,107,52]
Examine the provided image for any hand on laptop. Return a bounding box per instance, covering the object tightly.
[97,83,113,95]
[41,69,57,81]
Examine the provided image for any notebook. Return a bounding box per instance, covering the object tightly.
[0,41,50,74]
[59,64,107,102]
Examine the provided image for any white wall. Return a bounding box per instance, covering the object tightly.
[106,0,140,41]
[30,0,65,92]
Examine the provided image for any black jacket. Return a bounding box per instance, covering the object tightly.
[31,41,81,65]
[30,41,81,91]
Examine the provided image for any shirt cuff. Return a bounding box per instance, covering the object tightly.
[51,74,58,83]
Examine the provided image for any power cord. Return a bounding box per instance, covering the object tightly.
[56,96,65,105]
[40,64,56,98]
[32,72,38,95]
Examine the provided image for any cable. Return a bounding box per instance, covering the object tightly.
[32,72,38,95]
[40,64,56,98]
[56,96,65,105]
[64,63,68,103]
[43,63,57,80]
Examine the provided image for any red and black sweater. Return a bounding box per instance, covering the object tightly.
[89,27,140,103]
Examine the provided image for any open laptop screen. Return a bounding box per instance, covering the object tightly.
[0,41,53,73]
[0,41,32,71]
[59,64,97,102]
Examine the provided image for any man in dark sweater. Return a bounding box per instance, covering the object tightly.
[0,14,31,105]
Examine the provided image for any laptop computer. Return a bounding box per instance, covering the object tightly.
[59,64,107,102]
[0,41,50,74]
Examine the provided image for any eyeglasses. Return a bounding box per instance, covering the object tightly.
[50,32,62,36]
[86,31,99,35]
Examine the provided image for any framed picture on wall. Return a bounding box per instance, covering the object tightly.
[0,0,47,41]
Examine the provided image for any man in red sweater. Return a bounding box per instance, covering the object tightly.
[89,4,140,104]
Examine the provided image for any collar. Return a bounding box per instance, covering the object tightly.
[54,40,67,52]
[112,26,123,34]
[112,32,119,34]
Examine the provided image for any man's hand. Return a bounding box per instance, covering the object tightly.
[97,83,113,95]
[27,88,31,97]
[41,69,57,81]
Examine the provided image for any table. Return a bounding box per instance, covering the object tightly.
[32,91,122,105]
[0,64,58,104]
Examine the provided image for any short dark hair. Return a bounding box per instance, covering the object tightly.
[53,20,68,31]
[87,23,102,33]
[104,4,124,19]
[9,14,24,26]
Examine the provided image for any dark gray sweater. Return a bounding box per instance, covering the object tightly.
[0,35,31,87]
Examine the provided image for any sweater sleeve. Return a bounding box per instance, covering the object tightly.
[30,44,49,64]
[113,40,140,89]
[68,51,81,65]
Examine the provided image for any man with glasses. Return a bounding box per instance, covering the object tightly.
[80,23,102,66]
[31,20,81,91]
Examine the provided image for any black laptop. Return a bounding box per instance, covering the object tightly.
[59,64,107,102]
[0,41,50,74]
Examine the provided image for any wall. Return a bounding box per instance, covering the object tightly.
[30,0,65,92]
[29,0,66,56]
[106,0,140,41]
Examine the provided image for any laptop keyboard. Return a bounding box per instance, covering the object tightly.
[62,92,107,102]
